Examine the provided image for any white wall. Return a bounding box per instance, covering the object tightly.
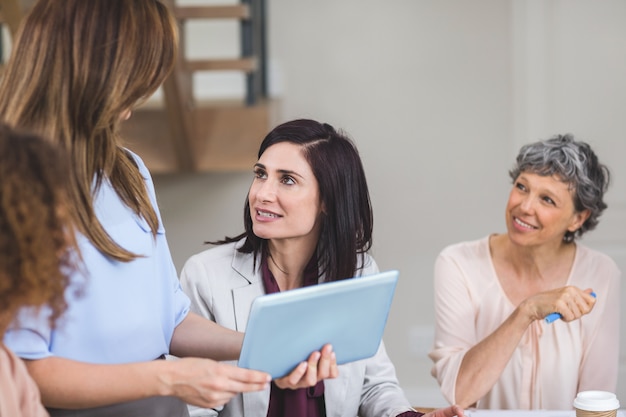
[154,0,626,408]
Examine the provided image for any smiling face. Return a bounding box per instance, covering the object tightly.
[505,172,590,248]
[248,142,324,246]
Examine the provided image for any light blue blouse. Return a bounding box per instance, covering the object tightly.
[4,151,190,364]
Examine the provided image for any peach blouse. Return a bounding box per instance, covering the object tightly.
[429,236,620,409]
[0,344,48,417]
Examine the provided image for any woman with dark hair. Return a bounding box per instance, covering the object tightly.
[181,119,464,417]
[0,125,77,417]
[430,134,620,410]
[0,1,315,415]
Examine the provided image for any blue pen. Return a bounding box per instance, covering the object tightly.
[545,291,596,323]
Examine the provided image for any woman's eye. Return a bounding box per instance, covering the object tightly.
[281,176,295,185]
[253,169,267,179]
[543,196,555,205]
[515,182,527,191]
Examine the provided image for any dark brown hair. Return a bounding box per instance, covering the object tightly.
[214,119,374,282]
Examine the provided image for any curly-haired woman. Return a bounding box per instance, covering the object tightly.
[0,125,77,417]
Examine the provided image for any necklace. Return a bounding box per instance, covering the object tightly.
[268,253,288,275]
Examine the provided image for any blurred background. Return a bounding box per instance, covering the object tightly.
[4,0,624,408]
[149,0,626,406]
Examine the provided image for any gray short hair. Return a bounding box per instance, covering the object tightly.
[509,134,610,243]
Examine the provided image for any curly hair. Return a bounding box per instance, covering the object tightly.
[509,133,610,243]
[0,125,77,330]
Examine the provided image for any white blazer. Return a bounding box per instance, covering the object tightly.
[179,239,415,417]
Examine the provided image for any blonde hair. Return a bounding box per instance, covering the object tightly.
[0,0,178,261]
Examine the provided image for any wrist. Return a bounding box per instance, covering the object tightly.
[513,301,536,327]
[151,359,176,398]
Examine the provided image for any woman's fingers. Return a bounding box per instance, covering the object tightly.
[271,345,339,389]
[316,344,337,379]
[168,358,270,408]
[533,286,596,322]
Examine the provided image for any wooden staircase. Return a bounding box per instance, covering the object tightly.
[0,0,273,173]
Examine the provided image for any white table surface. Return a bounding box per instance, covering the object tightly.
[465,410,625,417]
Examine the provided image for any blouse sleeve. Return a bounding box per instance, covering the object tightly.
[429,249,478,405]
[578,258,621,392]
[2,307,54,360]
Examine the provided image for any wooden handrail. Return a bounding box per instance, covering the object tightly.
[1,0,271,173]
[160,0,196,171]
[184,57,257,73]
[174,5,249,20]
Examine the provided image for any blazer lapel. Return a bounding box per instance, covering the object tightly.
[242,387,271,416]
[230,246,271,415]
[230,245,265,332]
[232,282,264,332]
[324,370,350,417]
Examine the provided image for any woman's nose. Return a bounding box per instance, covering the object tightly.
[255,180,276,203]
[519,195,534,213]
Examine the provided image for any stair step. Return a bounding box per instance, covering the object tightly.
[0,0,25,35]
[174,5,250,20]
[120,100,275,173]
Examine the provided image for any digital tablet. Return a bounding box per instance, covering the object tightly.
[238,269,399,378]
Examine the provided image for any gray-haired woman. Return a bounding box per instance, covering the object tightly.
[429,134,620,410]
